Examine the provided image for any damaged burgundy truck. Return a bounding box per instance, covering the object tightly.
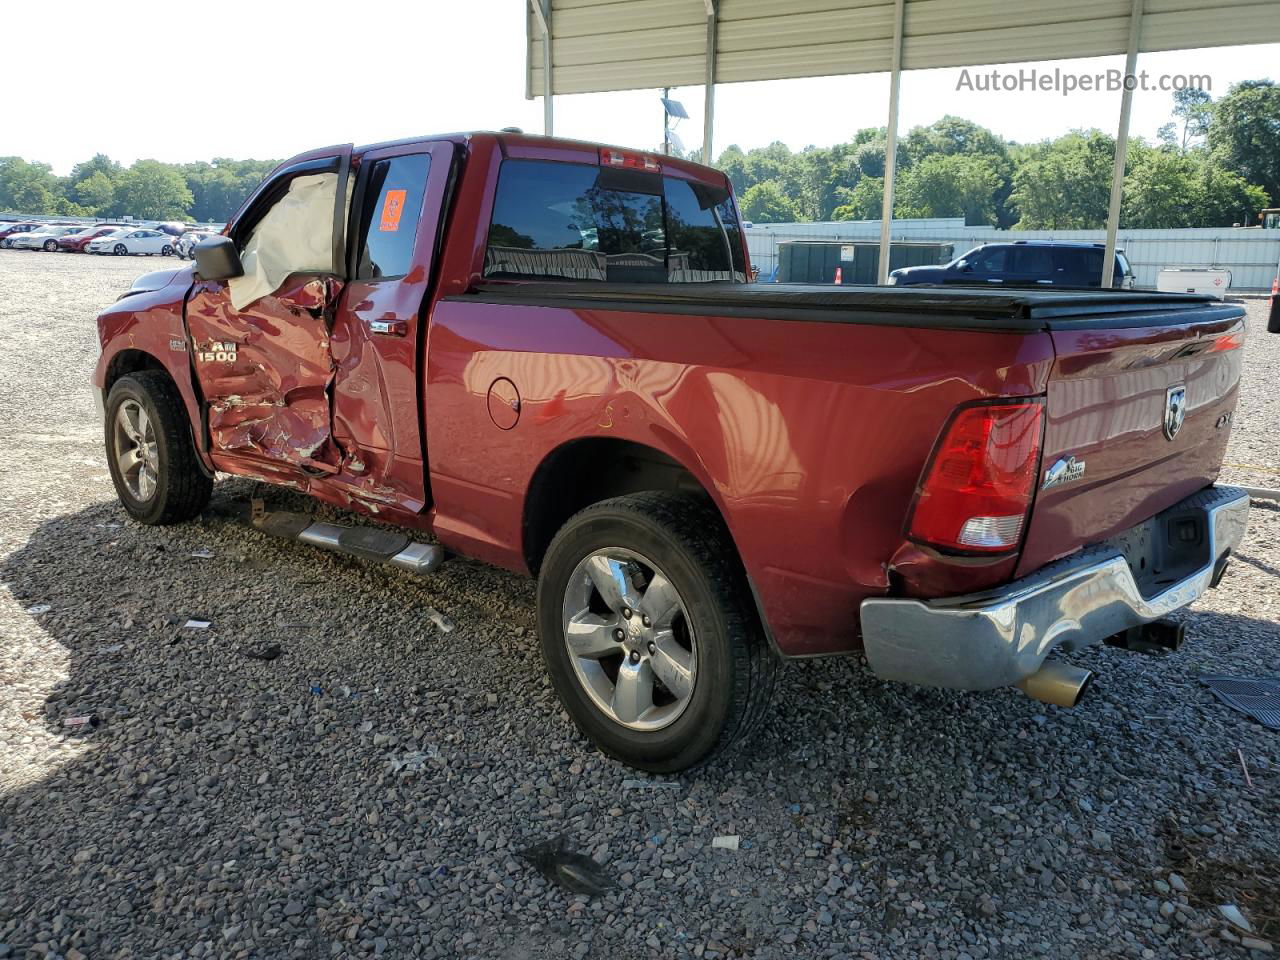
[94,132,1250,771]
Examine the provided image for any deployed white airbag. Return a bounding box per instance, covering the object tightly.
[228,173,336,310]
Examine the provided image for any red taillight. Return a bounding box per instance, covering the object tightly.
[907,400,1045,554]
[599,148,660,172]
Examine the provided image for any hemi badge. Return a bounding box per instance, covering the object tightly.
[1042,455,1086,491]
[169,338,187,352]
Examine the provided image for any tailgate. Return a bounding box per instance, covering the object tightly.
[1017,306,1244,577]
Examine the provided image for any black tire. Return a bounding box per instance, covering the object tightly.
[104,372,213,525]
[536,492,777,772]
[161,244,173,256]
[114,243,127,256]
[44,239,57,251]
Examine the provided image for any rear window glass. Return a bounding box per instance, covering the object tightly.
[484,159,745,283]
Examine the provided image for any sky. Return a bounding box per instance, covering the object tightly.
[3,1,1277,175]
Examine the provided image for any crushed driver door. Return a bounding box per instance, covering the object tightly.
[186,147,353,473]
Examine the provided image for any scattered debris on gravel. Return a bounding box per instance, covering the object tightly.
[1,252,1278,958]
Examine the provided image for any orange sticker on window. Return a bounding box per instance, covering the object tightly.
[378,189,407,232]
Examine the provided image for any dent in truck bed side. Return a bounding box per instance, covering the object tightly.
[423,296,1056,657]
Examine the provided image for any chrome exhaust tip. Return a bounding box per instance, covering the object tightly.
[1016,661,1094,708]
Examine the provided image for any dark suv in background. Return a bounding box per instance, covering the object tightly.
[889,241,1136,289]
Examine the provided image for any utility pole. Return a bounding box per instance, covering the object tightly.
[662,86,671,155]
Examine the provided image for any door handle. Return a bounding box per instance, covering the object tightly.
[368,319,408,337]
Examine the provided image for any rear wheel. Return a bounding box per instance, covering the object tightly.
[161,244,173,256]
[43,239,57,251]
[536,492,777,772]
[105,372,212,525]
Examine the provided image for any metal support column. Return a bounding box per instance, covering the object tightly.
[703,0,717,164]
[877,0,905,285]
[530,0,554,135]
[1102,0,1144,288]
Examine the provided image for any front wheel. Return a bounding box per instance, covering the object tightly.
[113,243,127,256]
[105,372,213,524]
[536,492,777,772]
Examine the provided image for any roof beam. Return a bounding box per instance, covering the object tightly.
[1102,0,1144,289]
[703,0,718,163]
[877,0,905,285]
[530,0,553,135]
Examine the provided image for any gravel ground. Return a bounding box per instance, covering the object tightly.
[1,250,1278,960]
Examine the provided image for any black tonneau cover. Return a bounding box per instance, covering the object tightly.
[457,282,1243,333]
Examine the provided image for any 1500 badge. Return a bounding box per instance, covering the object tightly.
[198,341,238,363]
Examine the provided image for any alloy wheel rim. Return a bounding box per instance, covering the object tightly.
[561,547,697,731]
[113,400,159,502]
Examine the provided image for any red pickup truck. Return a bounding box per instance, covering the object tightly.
[93,132,1250,772]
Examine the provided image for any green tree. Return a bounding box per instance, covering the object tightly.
[69,153,122,185]
[0,157,61,214]
[1121,148,1196,227]
[901,116,1013,224]
[1009,131,1115,228]
[182,157,278,223]
[832,177,883,221]
[1171,88,1212,150]
[715,144,749,196]
[789,144,859,220]
[743,141,795,191]
[895,154,1000,224]
[73,170,116,213]
[1192,163,1269,227]
[902,115,1008,163]
[852,140,907,180]
[1207,80,1280,213]
[113,160,193,219]
[1123,148,1270,227]
[739,180,799,222]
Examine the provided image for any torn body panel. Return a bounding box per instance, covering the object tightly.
[187,274,342,470]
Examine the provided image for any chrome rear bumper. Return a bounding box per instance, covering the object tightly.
[860,485,1250,691]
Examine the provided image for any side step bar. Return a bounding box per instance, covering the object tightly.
[252,509,445,575]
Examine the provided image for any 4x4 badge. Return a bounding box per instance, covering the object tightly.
[1042,455,1086,491]
[1164,385,1187,441]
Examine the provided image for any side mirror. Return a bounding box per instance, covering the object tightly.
[194,235,243,281]
[957,260,973,273]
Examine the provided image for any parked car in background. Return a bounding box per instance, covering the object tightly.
[57,224,135,253]
[889,241,1136,289]
[0,222,45,248]
[175,230,217,259]
[9,225,87,251]
[87,228,175,256]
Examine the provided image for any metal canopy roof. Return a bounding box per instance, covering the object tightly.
[524,0,1280,287]
[528,0,1280,97]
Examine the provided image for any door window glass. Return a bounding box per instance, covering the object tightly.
[975,247,1008,272]
[1012,246,1055,276]
[354,153,431,280]
[1054,248,1089,277]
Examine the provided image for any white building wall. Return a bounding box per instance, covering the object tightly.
[745,219,1280,291]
